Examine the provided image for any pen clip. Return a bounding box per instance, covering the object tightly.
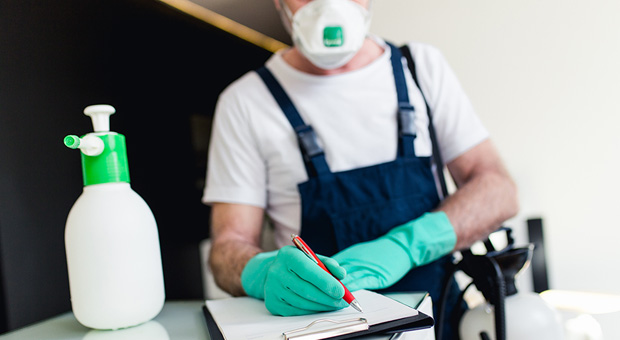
[291,234,319,265]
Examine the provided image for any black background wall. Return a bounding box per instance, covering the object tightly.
[0,0,272,332]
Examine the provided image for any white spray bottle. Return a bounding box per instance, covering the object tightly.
[63,104,165,330]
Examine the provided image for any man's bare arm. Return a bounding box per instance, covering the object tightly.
[440,139,519,250]
[208,203,265,296]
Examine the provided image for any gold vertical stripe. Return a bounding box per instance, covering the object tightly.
[157,0,289,53]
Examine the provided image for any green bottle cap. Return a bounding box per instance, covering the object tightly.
[79,133,130,186]
[65,105,130,186]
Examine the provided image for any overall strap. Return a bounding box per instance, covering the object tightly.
[388,42,417,158]
[255,66,331,177]
[399,44,449,199]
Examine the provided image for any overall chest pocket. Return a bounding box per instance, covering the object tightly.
[326,194,434,252]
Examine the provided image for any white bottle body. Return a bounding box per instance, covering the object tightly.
[459,292,564,340]
[65,182,165,330]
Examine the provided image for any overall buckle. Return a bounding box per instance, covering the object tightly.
[398,103,417,137]
[296,125,324,159]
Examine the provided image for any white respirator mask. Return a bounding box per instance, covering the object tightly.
[279,0,372,70]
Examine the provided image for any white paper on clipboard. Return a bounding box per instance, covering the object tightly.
[205,289,419,340]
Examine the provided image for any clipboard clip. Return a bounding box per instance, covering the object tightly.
[283,317,368,340]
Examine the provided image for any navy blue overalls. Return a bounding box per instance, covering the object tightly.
[257,43,461,339]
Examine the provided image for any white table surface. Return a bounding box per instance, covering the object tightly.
[0,294,434,340]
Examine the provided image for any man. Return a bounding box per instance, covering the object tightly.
[203,0,518,338]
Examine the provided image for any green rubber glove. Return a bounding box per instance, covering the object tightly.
[241,246,349,316]
[333,212,457,291]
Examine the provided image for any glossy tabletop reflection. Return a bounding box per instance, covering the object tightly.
[0,293,432,340]
[0,301,208,340]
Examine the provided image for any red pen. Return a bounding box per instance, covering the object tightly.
[291,234,363,313]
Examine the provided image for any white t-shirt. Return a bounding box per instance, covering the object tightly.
[203,38,489,248]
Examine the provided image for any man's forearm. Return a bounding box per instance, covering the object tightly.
[440,169,518,250]
[209,238,261,296]
[208,203,265,296]
[438,140,519,250]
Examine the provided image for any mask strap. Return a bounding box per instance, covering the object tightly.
[278,0,294,34]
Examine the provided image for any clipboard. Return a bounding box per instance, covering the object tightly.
[202,290,434,340]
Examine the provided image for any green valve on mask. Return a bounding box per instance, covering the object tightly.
[323,26,344,47]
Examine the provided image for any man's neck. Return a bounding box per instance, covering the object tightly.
[281,38,384,76]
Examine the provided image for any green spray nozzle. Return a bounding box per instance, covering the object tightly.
[64,135,81,149]
[64,134,104,156]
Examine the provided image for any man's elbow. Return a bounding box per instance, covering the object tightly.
[501,174,520,220]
